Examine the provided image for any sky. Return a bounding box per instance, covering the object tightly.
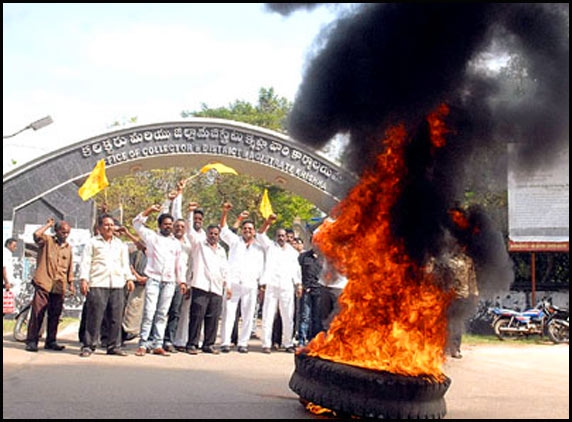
[3,3,342,173]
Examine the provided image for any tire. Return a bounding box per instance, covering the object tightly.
[13,306,46,342]
[289,352,451,419]
[546,320,569,344]
[493,318,518,341]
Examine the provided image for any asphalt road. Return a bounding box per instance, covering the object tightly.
[3,324,569,419]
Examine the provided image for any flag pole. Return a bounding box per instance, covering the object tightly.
[183,172,201,184]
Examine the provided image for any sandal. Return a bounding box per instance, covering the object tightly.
[135,347,147,357]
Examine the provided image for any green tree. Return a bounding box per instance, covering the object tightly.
[181,87,292,133]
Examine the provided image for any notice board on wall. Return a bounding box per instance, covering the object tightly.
[507,143,569,252]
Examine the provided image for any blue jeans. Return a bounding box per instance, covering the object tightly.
[298,288,323,346]
[138,278,176,350]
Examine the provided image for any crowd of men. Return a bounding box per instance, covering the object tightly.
[16,181,348,357]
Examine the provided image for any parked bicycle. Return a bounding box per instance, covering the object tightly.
[13,280,84,342]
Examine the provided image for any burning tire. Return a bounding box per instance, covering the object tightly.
[290,352,451,419]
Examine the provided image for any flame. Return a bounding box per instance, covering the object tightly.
[448,207,480,236]
[448,208,470,231]
[427,103,451,148]
[305,402,337,416]
[306,106,453,380]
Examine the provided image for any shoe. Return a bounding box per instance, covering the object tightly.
[25,343,39,352]
[186,345,199,355]
[45,343,66,351]
[163,344,178,353]
[202,345,220,354]
[285,346,296,353]
[451,351,463,359]
[122,333,137,342]
[237,346,248,354]
[152,347,170,356]
[262,347,271,354]
[272,343,280,351]
[220,345,231,353]
[79,348,93,358]
[135,347,147,357]
[107,349,128,356]
[175,346,186,353]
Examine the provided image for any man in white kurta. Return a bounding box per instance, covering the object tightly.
[218,202,265,354]
[257,214,302,354]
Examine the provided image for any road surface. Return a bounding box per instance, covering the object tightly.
[3,324,568,419]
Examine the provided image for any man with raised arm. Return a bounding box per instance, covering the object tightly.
[25,218,75,353]
[218,202,265,354]
[132,204,187,357]
[183,201,228,355]
[257,213,303,354]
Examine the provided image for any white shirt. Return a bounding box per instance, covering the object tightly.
[257,232,302,290]
[132,213,184,284]
[179,236,193,284]
[79,235,133,289]
[220,225,265,289]
[186,225,228,295]
[160,194,183,220]
[319,260,348,289]
[3,247,16,286]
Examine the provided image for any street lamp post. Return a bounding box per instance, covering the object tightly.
[3,115,53,139]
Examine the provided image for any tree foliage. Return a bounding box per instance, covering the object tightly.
[181,87,292,133]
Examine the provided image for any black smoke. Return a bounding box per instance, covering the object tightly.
[268,3,569,292]
[263,3,323,15]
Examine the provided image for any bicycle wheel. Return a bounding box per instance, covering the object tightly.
[13,305,46,342]
[13,306,31,342]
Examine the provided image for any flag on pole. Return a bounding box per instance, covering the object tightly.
[259,188,274,219]
[78,159,109,201]
[199,162,238,175]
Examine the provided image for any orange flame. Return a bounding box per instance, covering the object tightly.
[448,208,470,231]
[427,103,451,148]
[448,207,480,236]
[306,107,453,380]
[305,402,336,416]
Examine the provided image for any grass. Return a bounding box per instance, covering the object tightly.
[462,333,556,345]
[3,317,551,346]
[3,316,78,336]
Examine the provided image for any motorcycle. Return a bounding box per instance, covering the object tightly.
[545,305,569,344]
[488,300,567,342]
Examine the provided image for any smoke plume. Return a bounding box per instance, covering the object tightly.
[269,4,569,292]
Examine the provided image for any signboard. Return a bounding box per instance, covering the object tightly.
[507,143,569,252]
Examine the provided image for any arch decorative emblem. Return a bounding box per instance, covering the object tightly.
[3,118,357,222]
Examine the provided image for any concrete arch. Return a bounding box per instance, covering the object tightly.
[3,118,357,237]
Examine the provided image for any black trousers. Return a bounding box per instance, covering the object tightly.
[186,288,222,349]
[83,287,124,351]
[164,287,184,346]
[320,286,343,331]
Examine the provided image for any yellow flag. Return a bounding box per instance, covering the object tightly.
[259,188,274,219]
[78,159,109,201]
[199,162,238,175]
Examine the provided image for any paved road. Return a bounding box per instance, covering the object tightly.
[3,325,568,419]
